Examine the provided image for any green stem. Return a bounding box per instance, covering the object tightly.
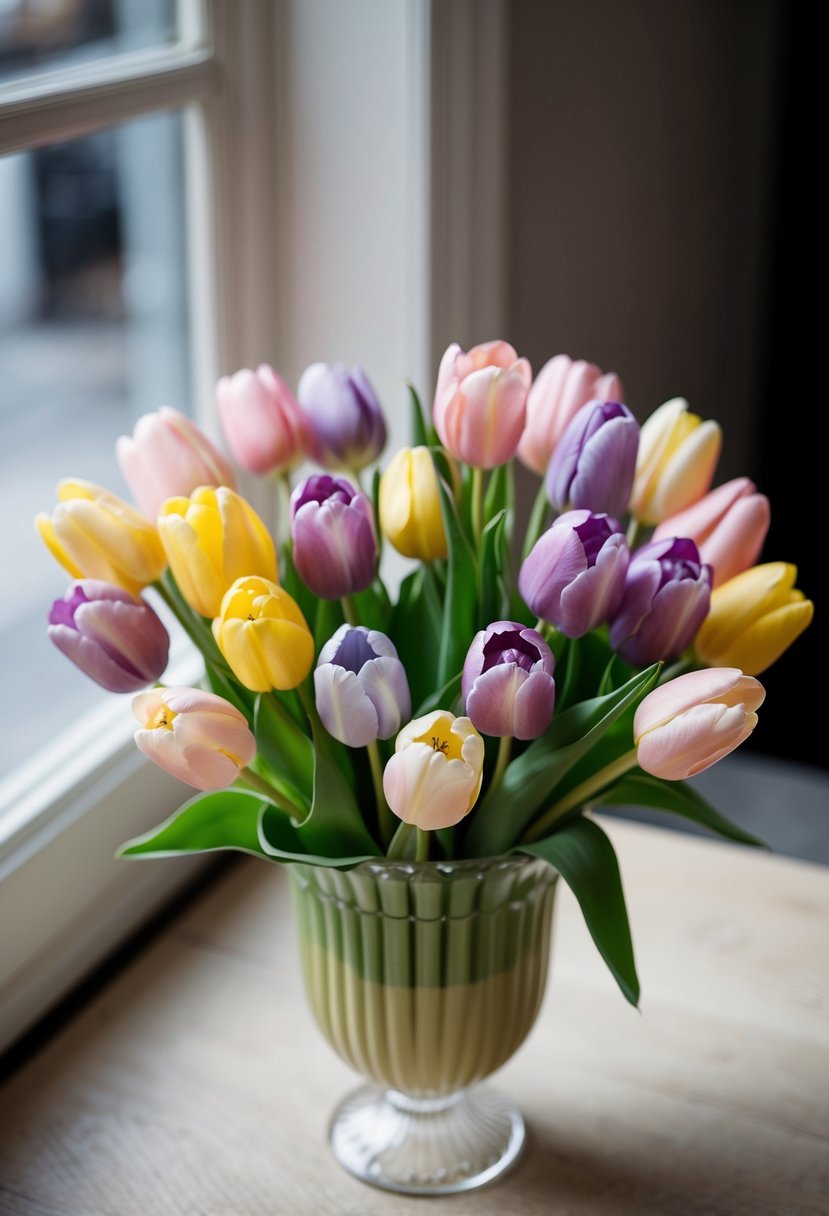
[239,768,303,820]
[296,680,319,728]
[471,466,484,542]
[626,517,644,549]
[488,735,512,801]
[415,827,430,862]
[367,739,392,846]
[523,480,550,557]
[276,473,293,551]
[522,748,639,843]
[340,594,357,626]
[387,821,415,860]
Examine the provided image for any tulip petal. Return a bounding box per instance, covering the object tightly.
[636,702,757,781]
[315,665,379,747]
[358,656,411,739]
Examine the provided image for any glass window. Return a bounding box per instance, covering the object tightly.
[0,106,190,782]
[0,0,177,84]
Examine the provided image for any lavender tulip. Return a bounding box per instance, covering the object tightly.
[610,537,712,666]
[315,625,411,748]
[546,400,639,518]
[298,362,387,470]
[290,474,377,599]
[48,580,169,693]
[462,621,555,739]
[519,511,629,637]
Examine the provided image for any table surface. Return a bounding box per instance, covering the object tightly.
[1,816,828,1216]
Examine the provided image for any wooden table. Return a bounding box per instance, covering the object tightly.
[1,817,828,1216]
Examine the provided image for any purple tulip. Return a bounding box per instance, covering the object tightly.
[546,400,639,518]
[610,537,712,666]
[290,474,377,599]
[48,580,169,693]
[314,625,411,747]
[298,362,387,470]
[462,621,555,740]
[519,510,629,637]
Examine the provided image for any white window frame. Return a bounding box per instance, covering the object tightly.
[0,0,507,1055]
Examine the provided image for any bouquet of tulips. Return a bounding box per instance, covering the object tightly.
[36,344,813,1004]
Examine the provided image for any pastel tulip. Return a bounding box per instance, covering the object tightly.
[217,364,312,476]
[383,711,485,830]
[630,397,722,524]
[462,621,555,739]
[379,446,447,562]
[694,562,814,676]
[652,477,770,588]
[36,479,166,595]
[116,407,235,520]
[158,486,277,618]
[290,474,377,599]
[133,686,256,791]
[297,362,386,470]
[546,401,639,518]
[433,340,532,468]
[519,511,629,637]
[518,354,624,475]
[610,537,712,666]
[314,625,411,747]
[213,577,314,692]
[48,580,169,693]
[634,667,765,780]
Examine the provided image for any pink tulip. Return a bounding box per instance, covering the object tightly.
[518,355,623,475]
[133,686,256,791]
[116,407,235,520]
[217,364,312,476]
[433,340,532,468]
[652,478,770,588]
[634,668,765,781]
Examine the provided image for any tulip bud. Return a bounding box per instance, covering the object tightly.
[634,667,765,780]
[461,621,555,740]
[610,537,712,666]
[290,474,377,599]
[546,401,639,519]
[630,397,722,524]
[519,511,629,637]
[217,364,312,476]
[379,446,447,562]
[383,711,485,830]
[518,354,624,475]
[314,625,411,748]
[36,479,166,595]
[48,580,169,693]
[213,577,314,692]
[116,407,235,520]
[133,686,257,791]
[157,486,277,619]
[652,477,770,589]
[298,362,386,471]
[433,340,532,468]
[694,562,814,676]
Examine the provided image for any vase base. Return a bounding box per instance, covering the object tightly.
[328,1082,525,1195]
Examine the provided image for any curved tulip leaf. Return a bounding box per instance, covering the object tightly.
[117,788,274,860]
[296,716,382,858]
[408,383,437,448]
[597,771,768,849]
[516,815,639,1006]
[480,509,510,625]
[258,804,377,868]
[253,693,314,805]
[389,567,442,712]
[433,454,478,686]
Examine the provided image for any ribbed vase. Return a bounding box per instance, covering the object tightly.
[290,854,558,1194]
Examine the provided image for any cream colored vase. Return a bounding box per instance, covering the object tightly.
[290,854,558,1195]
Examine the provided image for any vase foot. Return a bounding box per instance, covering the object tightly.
[328,1082,525,1195]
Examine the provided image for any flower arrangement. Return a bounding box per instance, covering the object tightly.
[37,342,813,1007]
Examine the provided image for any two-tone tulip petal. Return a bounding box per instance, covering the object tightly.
[652,477,770,588]
[213,576,314,692]
[461,621,555,739]
[48,580,169,692]
[518,354,623,475]
[630,397,722,524]
[217,364,312,476]
[298,362,386,470]
[383,711,485,830]
[610,537,712,666]
[634,667,765,780]
[433,340,532,468]
[133,686,257,790]
[314,625,411,747]
[116,407,235,520]
[545,401,639,518]
[694,562,813,675]
[290,474,377,599]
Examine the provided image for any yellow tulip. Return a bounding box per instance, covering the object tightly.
[630,398,722,524]
[36,479,166,595]
[212,576,314,691]
[379,446,447,562]
[695,562,814,675]
[158,486,276,618]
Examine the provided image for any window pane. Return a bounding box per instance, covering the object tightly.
[0,0,177,84]
[0,108,190,783]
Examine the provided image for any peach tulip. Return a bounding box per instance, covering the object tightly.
[117,407,235,520]
[433,340,532,468]
[133,686,257,790]
[383,711,485,830]
[217,364,312,476]
[634,668,765,780]
[518,354,623,475]
[653,478,770,588]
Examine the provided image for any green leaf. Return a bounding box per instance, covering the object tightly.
[314,597,345,652]
[408,383,433,448]
[480,509,509,625]
[433,460,478,686]
[517,816,639,1006]
[415,671,462,717]
[465,663,660,855]
[597,772,769,849]
[557,629,615,711]
[253,693,314,805]
[258,804,377,868]
[296,716,382,858]
[352,578,393,634]
[390,568,442,711]
[280,542,319,631]
[118,789,273,860]
[483,462,514,525]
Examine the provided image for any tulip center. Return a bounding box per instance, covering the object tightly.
[574,514,616,567]
[148,705,178,732]
[332,627,376,673]
[481,630,539,673]
[413,722,463,761]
